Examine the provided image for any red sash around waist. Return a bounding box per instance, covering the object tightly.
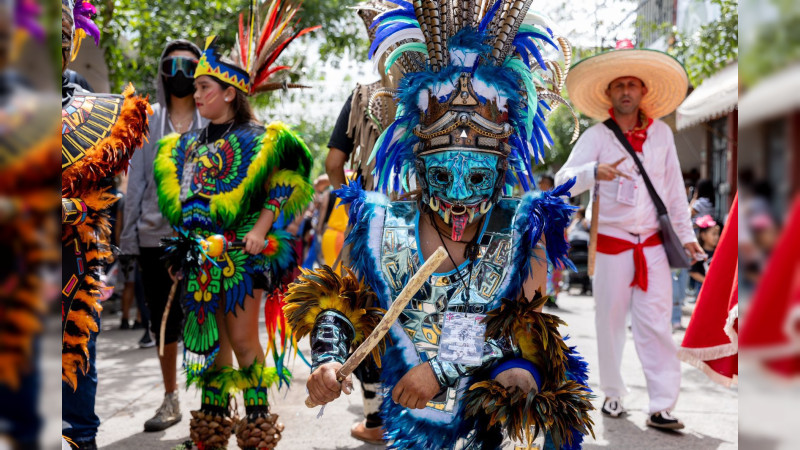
[597,233,662,292]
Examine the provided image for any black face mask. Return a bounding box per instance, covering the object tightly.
[166,73,195,98]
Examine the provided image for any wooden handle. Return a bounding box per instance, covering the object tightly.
[588,189,599,277]
[158,279,179,357]
[304,246,448,408]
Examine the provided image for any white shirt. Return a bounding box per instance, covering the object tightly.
[555,119,696,245]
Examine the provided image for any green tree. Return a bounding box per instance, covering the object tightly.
[739,0,800,87]
[670,0,738,86]
[95,0,365,94]
[539,100,593,173]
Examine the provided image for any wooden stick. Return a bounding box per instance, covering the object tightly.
[305,246,448,408]
[159,279,179,357]
[588,185,599,277]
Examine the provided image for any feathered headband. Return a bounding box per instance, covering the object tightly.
[233,0,321,94]
[62,0,100,61]
[366,0,576,194]
[194,35,252,93]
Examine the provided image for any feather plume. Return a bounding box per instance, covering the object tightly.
[235,0,320,95]
[284,266,388,366]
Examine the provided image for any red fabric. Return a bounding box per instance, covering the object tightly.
[609,108,653,152]
[597,233,662,291]
[680,194,738,386]
[740,195,800,377]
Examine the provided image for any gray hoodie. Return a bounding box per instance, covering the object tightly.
[120,39,208,254]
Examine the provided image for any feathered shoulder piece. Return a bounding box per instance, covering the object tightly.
[262,121,314,221]
[62,83,152,198]
[283,266,387,365]
[154,122,313,228]
[495,178,577,303]
[366,0,578,194]
[463,291,595,450]
[233,0,321,94]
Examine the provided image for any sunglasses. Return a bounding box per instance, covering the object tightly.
[160,56,198,78]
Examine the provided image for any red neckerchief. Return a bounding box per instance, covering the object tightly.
[609,108,653,153]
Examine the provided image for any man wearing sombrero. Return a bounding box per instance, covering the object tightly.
[556,40,705,430]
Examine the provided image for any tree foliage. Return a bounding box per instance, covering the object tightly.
[739,0,800,87]
[670,0,738,87]
[95,0,365,94]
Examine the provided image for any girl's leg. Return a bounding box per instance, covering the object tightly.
[189,303,236,449]
[213,305,234,369]
[224,290,264,367]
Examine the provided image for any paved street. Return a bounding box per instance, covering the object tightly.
[94,292,738,449]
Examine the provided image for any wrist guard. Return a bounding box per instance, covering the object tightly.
[310,310,356,372]
[285,266,387,371]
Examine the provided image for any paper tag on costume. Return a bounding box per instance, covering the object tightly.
[616,176,637,206]
[438,312,486,366]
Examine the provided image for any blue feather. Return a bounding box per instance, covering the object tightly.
[479,0,503,32]
[496,184,577,302]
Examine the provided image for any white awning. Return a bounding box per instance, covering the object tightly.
[676,62,738,130]
[739,64,800,128]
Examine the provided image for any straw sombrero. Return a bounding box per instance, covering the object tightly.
[566,40,689,121]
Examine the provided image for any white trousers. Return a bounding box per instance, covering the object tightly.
[593,241,680,413]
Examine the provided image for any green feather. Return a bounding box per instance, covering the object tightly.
[385,42,428,73]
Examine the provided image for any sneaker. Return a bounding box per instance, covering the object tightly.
[66,438,97,450]
[120,319,130,330]
[144,392,182,432]
[132,320,144,330]
[601,397,627,418]
[350,420,386,445]
[138,331,155,348]
[647,411,685,430]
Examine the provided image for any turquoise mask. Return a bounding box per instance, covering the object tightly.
[420,150,500,241]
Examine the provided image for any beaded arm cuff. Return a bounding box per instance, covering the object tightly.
[428,336,520,388]
[310,310,356,373]
[264,199,281,216]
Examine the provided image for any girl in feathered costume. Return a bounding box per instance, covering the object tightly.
[153,1,318,448]
[286,1,594,449]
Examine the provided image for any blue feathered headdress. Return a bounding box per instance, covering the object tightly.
[366,0,577,195]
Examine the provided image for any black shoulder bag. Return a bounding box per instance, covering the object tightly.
[603,119,691,269]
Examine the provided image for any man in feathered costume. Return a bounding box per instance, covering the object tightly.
[153,1,317,448]
[286,1,594,448]
[61,0,151,448]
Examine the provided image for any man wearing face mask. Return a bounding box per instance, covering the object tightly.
[120,39,207,432]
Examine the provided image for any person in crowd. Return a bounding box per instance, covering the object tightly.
[556,39,703,429]
[690,179,715,218]
[153,10,317,446]
[120,39,206,432]
[689,215,721,291]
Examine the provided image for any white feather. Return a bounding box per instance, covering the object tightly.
[372,27,426,74]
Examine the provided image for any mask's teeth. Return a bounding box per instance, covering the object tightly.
[429,197,439,212]
[480,201,491,214]
[468,207,476,223]
[443,208,451,223]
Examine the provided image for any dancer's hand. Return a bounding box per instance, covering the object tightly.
[243,229,267,255]
[392,363,440,409]
[307,362,353,406]
[494,368,538,394]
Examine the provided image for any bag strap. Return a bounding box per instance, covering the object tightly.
[602,118,668,216]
